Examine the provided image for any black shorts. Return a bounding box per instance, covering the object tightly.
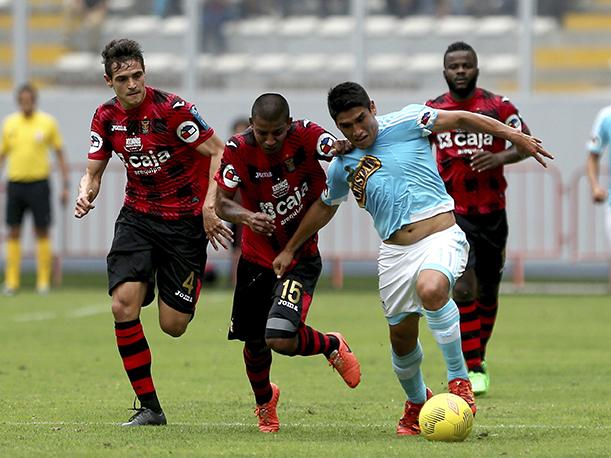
[455,210,508,284]
[107,206,208,314]
[228,254,322,342]
[5,180,51,228]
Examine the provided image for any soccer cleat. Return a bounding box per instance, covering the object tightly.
[327,332,361,388]
[254,383,280,433]
[122,407,167,426]
[469,370,489,395]
[396,387,434,436]
[448,378,477,416]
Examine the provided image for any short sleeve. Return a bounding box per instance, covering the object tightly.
[214,137,242,193]
[587,107,611,155]
[168,100,215,148]
[88,108,112,160]
[320,157,349,206]
[499,96,528,133]
[300,119,337,161]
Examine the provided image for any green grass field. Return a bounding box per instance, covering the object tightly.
[1,286,610,457]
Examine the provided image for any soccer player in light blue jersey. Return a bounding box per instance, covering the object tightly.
[273,82,552,436]
[586,106,611,246]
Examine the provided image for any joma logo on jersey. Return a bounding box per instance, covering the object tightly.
[117,150,171,171]
[259,182,309,222]
[437,132,493,151]
[349,155,381,208]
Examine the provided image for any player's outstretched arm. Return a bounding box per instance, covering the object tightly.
[196,135,234,250]
[273,198,339,278]
[432,109,554,167]
[74,158,109,218]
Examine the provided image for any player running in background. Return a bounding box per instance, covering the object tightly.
[0,83,70,295]
[586,105,611,246]
[426,41,533,395]
[74,38,232,426]
[215,93,360,433]
[274,82,552,435]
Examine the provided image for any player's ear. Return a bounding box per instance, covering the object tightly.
[103,74,112,87]
[370,101,377,116]
[286,117,293,127]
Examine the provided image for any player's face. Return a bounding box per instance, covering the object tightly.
[251,115,291,155]
[104,59,146,110]
[17,90,35,116]
[334,103,378,150]
[443,50,479,98]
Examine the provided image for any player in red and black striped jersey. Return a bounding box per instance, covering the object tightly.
[74,39,232,426]
[215,93,361,433]
[426,42,537,395]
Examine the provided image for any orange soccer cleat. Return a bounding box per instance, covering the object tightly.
[396,387,434,436]
[254,383,280,433]
[448,378,477,416]
[327,332,361,388]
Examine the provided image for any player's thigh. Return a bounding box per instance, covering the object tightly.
[5,181,27,227]
[25,180,52,229]
[155,216,209,316]
[228,257,277,342]
[266,255,322,339]
[107,208,156,307]
[473,211,508,284]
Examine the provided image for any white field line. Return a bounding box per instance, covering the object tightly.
[13,304,108,323]
[2,421,611,430]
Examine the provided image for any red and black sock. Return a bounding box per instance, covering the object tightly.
[477,299,499,360]
[456,300,483,372]
[295,324,338,358]
[115,319,162,413]
[244,343,273,405]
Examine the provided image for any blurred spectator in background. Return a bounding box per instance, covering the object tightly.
[152,0,183,18]
[202,0,233,54]
[64,0,109,53]
[0,83,70,296]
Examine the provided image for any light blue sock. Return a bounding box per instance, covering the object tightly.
[391,341,427,404]
[425,299,469,381]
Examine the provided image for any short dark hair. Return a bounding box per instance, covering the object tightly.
[251,93,290,121]
[102,38,145,77]
[443,41,478,67]
[16,82,37,102]
[327,82,371,121]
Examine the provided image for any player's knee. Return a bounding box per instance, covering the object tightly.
[265,336,297,355]
[111,297,139,321]
[416,280,448,309]
[160,320,188,338]
[453,281,475,303]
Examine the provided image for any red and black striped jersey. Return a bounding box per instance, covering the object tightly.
[88,86,215,220]
[426,88,528,215]
[215,120,336,269]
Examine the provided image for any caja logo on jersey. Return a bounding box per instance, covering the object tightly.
[317,132,337,158]
[89,131,103,153]
[177,121,200,143]
[222,164,240,189]
[436,132,493,152]
[259,182,309,225]
[116,149,171,175]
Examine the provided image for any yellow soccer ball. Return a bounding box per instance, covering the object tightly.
[419,393,474,442]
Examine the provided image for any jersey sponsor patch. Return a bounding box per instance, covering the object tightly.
[177,121,200,143]
[222,164,240,189]
[505,113,522,130]
[189,106,210,130]
[317,132,336,158]
[89,131,103,153]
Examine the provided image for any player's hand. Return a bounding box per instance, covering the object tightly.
[74,189,95,218]
[203,206,234,251]
[470,150,502,172]
[331,139,354,156]
[511,132,554,167]
[246,212,275,236]
[591,184,607,204]
[273,250,294,278]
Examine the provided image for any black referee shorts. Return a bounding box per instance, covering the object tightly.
[5,179,51,228]
[107,206,208,314]
[455,209,508,284]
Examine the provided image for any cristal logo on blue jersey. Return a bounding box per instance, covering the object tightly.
[348,155,382,208]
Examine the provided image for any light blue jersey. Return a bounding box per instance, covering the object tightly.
[322,104,454,240]
[587,105,611,205]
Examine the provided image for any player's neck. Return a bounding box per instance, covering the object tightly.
[449,87,477,103]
